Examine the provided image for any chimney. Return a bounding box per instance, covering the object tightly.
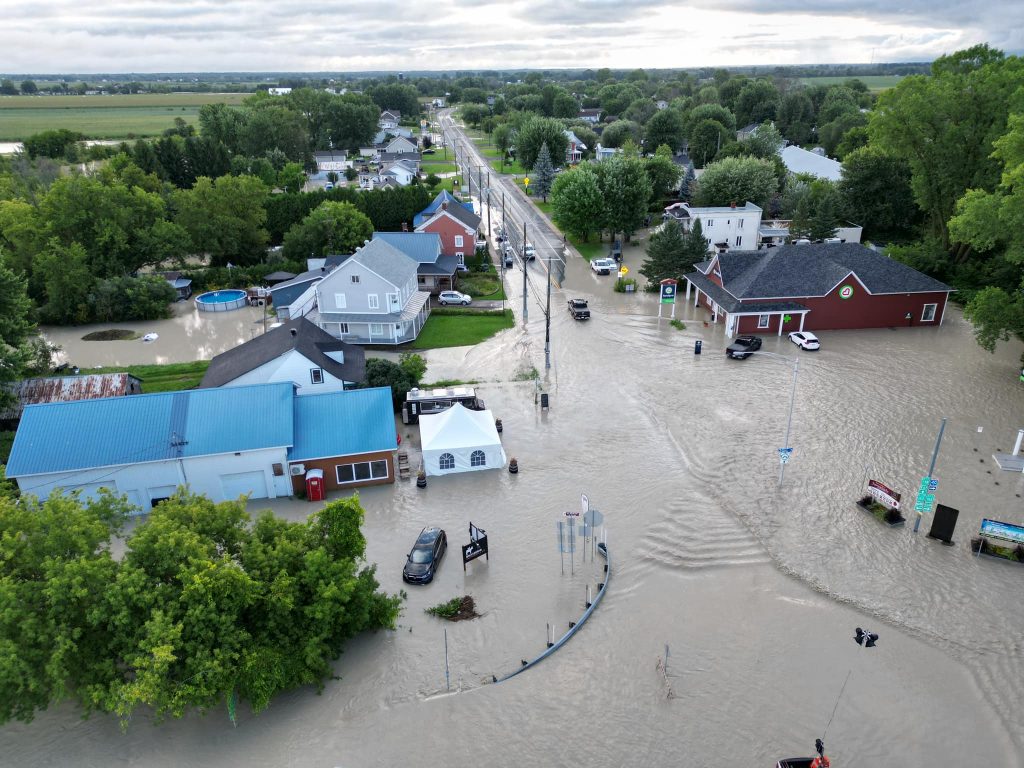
[441,201,448,210]
[290,328,297,337]
[730,201,737,209]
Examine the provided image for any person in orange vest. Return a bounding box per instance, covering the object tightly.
[810,738,830,768]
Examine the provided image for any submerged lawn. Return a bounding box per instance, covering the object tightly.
[409,310,515,349]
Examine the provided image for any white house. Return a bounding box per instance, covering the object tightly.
[311,239,431,344]
[780,145,843,181]
[564,129,586,164]
[380,159,418,187]
[199,318,365,394]
[268,87,292,96]
[579,108,602,124]
[379,110,401,130]
[313,151,350,173]
[663,201,763,252]
[382,135,418,155]
[595,143,620,162]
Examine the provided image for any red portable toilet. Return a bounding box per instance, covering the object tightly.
[305,469,325,502]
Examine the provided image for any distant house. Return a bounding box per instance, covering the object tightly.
[564,129,587,164]
[380,159,419,186]
[310,239,431,344]
[413,189,475,228]
[160,271,192,300]
[683,243,954,336]
[373,231,459,295]
[268,87,292,96]
[378,151,421,169]
[379,110,401,130]
[736,122,761,141]
[199,317,365,394]
[779,145,843,182]
[579,108,602,124]
[595,143,620,162]
[382,135,418,155]
[1,373,142,426]
[431,97,446,108]
[656,99,669,110]
[663,201,763,252]
[486,95,496,106]
[313,151,350,174]
[415,199,482,260]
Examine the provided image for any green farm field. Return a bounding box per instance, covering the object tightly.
[798,75,909,92]
[0,93,248,141]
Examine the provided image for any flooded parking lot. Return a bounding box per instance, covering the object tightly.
[4,252,1024,767]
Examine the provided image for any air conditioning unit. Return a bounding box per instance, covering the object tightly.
[290,464,305,476]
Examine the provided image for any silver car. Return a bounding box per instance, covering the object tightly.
[438,290,471,306]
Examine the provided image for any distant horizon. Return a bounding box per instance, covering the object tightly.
[2,0,1020,73]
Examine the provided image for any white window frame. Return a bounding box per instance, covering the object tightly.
[351,275,360,284]
[387,292,400,310]
[334,293,346,309]
[735,236,742,247]
[454,235,464,248]
[337,322,349,335]
[370,323,384,335]
[367,294,379,309]
[706,218,713,228]
[921,303,937,322]
[310,368,324,384]
[455,252,464,259]
[757,314,770,329]
[335,460,389,484]
[470,450,486,467]
[439,453,455,471]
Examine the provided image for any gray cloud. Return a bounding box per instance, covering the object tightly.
[0,0,1019,73]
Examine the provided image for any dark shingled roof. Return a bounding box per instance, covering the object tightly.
[715,244,952,299]
[685,272,810,315]
[200,318,365,388]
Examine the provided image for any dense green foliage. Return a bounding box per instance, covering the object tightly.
[639,218,708,285]
[282,201,374,261]
[0,490,400,725]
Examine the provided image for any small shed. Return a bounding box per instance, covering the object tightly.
[263,271,297,285]
[419,404,505,476]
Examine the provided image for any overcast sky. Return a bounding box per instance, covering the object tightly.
[2,0,1021,73]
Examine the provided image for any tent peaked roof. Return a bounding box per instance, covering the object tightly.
[419,403,499,450]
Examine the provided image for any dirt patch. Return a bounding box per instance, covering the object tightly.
[82,329,140,341]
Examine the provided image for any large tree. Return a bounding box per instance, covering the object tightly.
[640,218,689,285]
[597,152,652,240]
[282,201,374,261]
[530,143,556,203]
[174,175,269,266]
[777,91,815,145]
[492,124,515,170]
[551,163,604,241]
[645,148,681,204]
[644,108,686,153]
[0,252,37,407]
[689,119,731,167]
[515,116,568,171]
[734,79,780,127]
[838,146,919,240]
[692,156,778,210]
[789,180,841,241]
[600,120,643,149]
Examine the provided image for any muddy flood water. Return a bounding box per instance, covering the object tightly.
[5,252,1024,767]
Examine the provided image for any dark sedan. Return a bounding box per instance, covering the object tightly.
[402,527,447,584]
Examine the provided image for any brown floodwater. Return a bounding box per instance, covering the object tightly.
[4,250,1024,767]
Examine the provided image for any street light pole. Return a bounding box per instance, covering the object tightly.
[544,256,552,369]
[522,222,529,326]
[779,357,800,485]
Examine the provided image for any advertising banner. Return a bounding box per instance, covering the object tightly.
[660,280,677,305]
[868,479,901,509]
[979,518,1024,545]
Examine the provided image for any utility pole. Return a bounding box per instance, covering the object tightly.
[778,358,800,485]
[544,257,552,369]
[914,418,947,532]
[522,221,529,326]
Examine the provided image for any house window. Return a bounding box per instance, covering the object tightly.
[455,235,464,248]
[921,303,937,322]
[370,323,384,336]
[337,323,349,335]
[387,292,400,310]
[735,236,742,247]
[439,453,455,471]
[418,276,426,284]
[334,293,346,309]
[470,450,486,467]
[310,368,324,384]
[335,460,389,484]
[706,219,713,228]
[351,275,360,284]
[368,294,379,309]
[455,252,464,259]
[757,314,770,329]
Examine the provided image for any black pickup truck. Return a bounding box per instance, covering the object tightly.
[567,298,591,320]
[726,335,762,359]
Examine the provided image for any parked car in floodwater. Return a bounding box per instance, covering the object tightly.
[789,331,820,350]
[726,335,763,359]
[403,527,447,584]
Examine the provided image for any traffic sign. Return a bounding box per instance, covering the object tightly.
[619,265,629,275]
[778,447,793,465]
[581,493,589,516]
[523,177,530,188]
[928,479,938,492]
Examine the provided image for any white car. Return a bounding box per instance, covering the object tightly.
[438,290,471,306]
[789,331,820,350]
[591,258,616,275]
[523,244,536,261]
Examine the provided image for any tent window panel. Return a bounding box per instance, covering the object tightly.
[470,450,486,467]
[439,453,455,470]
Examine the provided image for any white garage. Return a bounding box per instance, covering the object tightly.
[219,471,269,500]
[420,404,506,476]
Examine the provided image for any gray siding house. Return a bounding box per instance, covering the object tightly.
[312,239,431,345]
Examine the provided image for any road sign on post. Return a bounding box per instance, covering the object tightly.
[778,447,793,465]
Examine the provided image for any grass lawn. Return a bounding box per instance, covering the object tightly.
[0,93,248,141]
[459,272,507,300]
[798,75,907,92]
[428,179,457,194]
[420,161,457,175]
[89,361,211,393]
[409,310,514,349]
[491,158,528,176]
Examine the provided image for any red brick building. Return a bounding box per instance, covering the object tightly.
[414,202,481,260]
[684,243,953,336]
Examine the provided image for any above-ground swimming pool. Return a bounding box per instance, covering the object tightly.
[195,289,247,312]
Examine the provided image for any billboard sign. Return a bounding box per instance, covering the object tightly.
[868,479,901,510]
[979,518,1024,545]
[660,280,677,304]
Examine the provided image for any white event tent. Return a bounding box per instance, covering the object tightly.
[419,403,506,476]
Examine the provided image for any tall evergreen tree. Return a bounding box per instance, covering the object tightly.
[531,142,556,203]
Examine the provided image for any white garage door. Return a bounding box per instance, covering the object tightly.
[219,471,268,501]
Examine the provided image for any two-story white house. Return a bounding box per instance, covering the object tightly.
[379,110,401,130]
[662,201,763,252]
[311,239,431,345]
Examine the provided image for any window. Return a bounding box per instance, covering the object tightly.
[455,235,464,248]
[335,460,389,484]
[737,218,744,229]
[370,323,384,335]
[387,292,400,309]
[368,294,379,309]
[337,323,349,335]
[470,450,486,467]
[334,293,346,309]
[310,368,324,384]
[921,303,937,322]
[439,453,455,470]
[735,236,742,247]
[418,276,427,284]
[706,219,713,228]
[351,275,360,284]
[757,314,770,329]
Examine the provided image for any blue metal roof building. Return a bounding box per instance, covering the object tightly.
[372,231,442,264]
[290,387,397,462]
